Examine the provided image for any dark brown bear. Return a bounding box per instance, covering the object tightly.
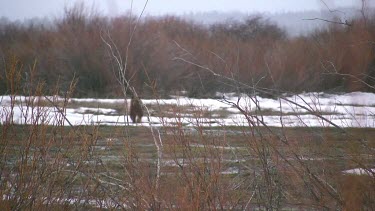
[130,96,143,123]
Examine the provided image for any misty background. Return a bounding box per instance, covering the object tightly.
[0,0,373,36]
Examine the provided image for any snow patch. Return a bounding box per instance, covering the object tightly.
[342,168,375,176]
[1,92,375,128]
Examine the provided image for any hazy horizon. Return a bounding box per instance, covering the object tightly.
[0,1,372,37]
[0,0,369,21]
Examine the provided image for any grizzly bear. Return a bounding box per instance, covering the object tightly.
[129,96,143,123]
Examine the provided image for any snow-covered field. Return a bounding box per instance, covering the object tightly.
[1,92,375,128]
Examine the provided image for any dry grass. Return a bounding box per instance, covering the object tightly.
[1,122,374,209]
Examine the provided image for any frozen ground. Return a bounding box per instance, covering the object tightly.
[1,92,375,128]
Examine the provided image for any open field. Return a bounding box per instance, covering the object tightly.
[1,93,374,210]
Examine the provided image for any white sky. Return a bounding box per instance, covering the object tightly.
[0,0,367,21]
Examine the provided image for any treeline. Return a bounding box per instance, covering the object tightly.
[1,5,375,98]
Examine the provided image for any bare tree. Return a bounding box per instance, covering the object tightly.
[100,0,164,206]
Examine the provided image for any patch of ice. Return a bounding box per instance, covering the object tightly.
[73,107,117,115]
[71,98,126,104]
[221,167,240,175]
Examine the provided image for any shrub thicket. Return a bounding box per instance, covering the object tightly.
[0,6,374,97]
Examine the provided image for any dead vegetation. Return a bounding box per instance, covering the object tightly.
[1,3,375,210]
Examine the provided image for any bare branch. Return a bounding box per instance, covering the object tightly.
[302,18,352,26]
[321,60,375,90]
[100,0,164,202]
[320,0,346,14]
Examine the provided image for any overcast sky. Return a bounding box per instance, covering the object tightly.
[0,0,368,21]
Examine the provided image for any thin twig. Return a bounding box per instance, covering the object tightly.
[302,18,351,26]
